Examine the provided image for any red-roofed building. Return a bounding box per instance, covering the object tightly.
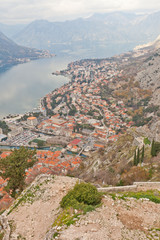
[69,139,81,145]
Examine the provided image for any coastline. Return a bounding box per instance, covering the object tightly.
[0,56,71,119]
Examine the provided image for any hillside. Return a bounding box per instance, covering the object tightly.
[1,175,160,240]
[72,128,160,185]
[62,41,160,186]
[0,31,51,70]
[12,11,160,56]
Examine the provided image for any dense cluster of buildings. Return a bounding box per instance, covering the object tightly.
[1,57,135,155]
[42,57,133,144]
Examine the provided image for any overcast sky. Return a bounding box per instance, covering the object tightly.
[0,0,160,24]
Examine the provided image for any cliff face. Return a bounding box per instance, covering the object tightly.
[135,49,160,106]
[1,174,160,240]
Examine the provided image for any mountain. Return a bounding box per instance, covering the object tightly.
[0,22,26,38]
[12,11,160,56]
[0,31,52,70]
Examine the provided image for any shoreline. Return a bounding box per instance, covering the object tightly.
[0,56,71,120]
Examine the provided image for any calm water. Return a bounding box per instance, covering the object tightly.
[0,56,76,118]
[0,42,139,118]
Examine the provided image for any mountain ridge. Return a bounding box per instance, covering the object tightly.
[0,31,52,70]
[10,11,160,55]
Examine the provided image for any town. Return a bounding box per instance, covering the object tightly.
[0,49,154,208]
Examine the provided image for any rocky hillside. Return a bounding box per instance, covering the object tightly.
[69,43,160,186]
[135,49,160,105]
[0,31,51,70]
[1,174,160,240]
[72,128,158,185]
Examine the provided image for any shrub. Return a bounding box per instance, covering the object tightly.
[144,137,151,145]
[60,182,102,209]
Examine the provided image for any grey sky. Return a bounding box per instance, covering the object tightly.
[0,0,160,24]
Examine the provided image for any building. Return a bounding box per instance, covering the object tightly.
[8,127,23,138]
[27,117,38,126]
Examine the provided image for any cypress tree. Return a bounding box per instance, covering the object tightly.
[141,145,144,163]
[134,150,137,166]
[137,148,140,165]
[151,140,156,157]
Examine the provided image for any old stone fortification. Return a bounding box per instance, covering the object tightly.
[98,182,160,193]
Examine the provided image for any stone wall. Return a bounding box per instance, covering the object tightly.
[98,185,137,193]
[134,182,160,191]
[98,182,160,193]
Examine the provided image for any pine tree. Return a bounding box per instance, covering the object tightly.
[0,147,37,197]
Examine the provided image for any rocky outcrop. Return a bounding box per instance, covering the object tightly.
[1,174,160,240]
[5,174,79,240]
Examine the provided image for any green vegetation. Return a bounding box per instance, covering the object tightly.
[118,190,160,204]
[109,190,160,204]
[53,182,102,230]
[17,112,43,122]
[133,146,145,166]
[0,147,37,197]
[0,232,4,240]
[17,234,26,240]
[141,145,144,163]
[132,114,152,127]
[60,182,102,209]
[133,148,140,166]
[144,137,151,145]
[7,184,40,215]
[68,105,77,116]
[52,232,59,239]
[81,124,94,130]
[52,208,80,227]
[30,139,46,148]
[151,140,160,157]
[144,105,159,113]
[74,123,94,132]
[0,120,10,134]
[137,147,140,164]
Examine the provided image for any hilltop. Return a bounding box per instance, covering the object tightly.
[1,175,160,240]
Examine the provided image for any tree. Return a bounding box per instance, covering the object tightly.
[141,145,144,163]
[151,140,156,157]
[0,147,37,197]
[133,150,137,166]
[137,148,140,165]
